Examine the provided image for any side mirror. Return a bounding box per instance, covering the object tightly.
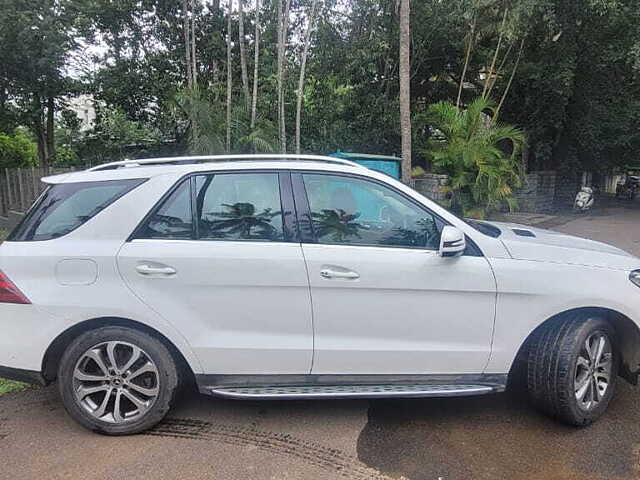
[439,226,466,257]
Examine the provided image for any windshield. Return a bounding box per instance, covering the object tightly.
[457,218,502,238]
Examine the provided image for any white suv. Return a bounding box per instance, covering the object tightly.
[1,154,640,435]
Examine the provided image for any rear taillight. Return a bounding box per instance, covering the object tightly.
[0,270,30,304]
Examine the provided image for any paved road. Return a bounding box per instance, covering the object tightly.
[2,205,640,480]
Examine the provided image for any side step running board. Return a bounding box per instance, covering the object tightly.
[208,384,499,400]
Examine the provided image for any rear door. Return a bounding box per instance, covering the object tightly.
[117,171,314,374]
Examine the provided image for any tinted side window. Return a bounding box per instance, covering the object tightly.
[9,179,145,241]
[302,174,441,249]
[195,173,284,241]
[138,179,193,239]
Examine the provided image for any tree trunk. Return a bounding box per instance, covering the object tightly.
[399,0,411,184]
[276,0,291,153]
[487,40,514,99]
[295,0,319,154]
[250,0,261,130]
[226,0,233,152]
[183,0,192,88]
[46,96,55,168]
[238,0,250,109]
[191,0,197,85]
[456,12,476,109]
[34,121,47,168]
[494,38,525,123]
[482,7,508,99]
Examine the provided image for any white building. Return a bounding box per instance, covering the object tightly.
[66,94,96,132]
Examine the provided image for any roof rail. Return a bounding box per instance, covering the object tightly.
[86,154,365,172]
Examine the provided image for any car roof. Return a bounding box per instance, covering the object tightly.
[42,154,371,184]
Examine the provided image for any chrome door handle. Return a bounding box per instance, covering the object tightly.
[136,264,176,276]
[320,269,360,280]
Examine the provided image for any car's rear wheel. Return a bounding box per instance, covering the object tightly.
[527,314,618,426]
[58,326,179,435]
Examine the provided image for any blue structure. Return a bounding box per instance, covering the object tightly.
[329,152,402,180]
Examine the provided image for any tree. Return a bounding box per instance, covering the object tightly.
[226,0,233,152]
[238,0,250,108]
[399,0,412,183]
[295,0,320,154]
[0,129,38,168]
[250,0,261,130]
[175,88,276,154]
[183,0,192,87]
[457,8,477,109]
[191,0,198,85]
[276,0,292,153]
[0,0,80,168]
[423,97,525,218]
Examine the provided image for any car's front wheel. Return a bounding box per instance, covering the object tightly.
[58,326,179,435]
[527,314,618,426]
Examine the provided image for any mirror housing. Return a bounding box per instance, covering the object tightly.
[439,226,466,257]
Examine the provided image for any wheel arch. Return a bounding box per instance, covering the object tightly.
[509,306,640,386]
[41,317,197,387]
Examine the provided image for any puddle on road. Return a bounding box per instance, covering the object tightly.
[357,382,640,480]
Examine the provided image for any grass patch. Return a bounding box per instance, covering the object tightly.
[0,378,28,396]
[0,229,6,242]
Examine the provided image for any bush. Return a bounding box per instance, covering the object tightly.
[0,130,38,168]
[421,97,525,219]
[54,145,81,167]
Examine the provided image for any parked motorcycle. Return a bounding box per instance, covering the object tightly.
[616,175,639,200]
[574,186,595,212]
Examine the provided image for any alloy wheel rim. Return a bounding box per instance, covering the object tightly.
[73,341,160,424]
[574,332,613,411]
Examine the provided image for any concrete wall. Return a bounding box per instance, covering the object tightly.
[412,174,450,204]
[412,170,581,214]
[513,170,558,213]
[555,170,582,207]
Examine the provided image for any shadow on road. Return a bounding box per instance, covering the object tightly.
[357,382,640,480]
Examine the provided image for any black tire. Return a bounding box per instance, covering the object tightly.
[58,326,180,435]
[527,313,618,426]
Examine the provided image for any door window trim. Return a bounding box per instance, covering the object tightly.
[128,170,299,243]
[291,170,483,256]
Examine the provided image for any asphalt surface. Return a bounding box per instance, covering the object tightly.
[1,203,640,480]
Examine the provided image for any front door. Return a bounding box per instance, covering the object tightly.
[295,172,496,375]
[118,171,313,374]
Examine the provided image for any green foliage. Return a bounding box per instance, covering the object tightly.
[174,88,277,154]
[53,145,80,167]
[422,97,524,218]
[411,166,427,178]
[83,107,162,162]
[0,130,38,168]
[1,0,639,181]
[498,0,640,173]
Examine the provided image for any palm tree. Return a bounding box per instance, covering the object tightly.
[204,202,281,239]
[311,209,363,243]
[230,104,278,153]
[422,96,525,219]
[174,88,277,154]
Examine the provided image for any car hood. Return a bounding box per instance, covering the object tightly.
[484,221,639,271]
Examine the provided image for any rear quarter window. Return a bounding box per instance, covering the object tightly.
[8,179,146,241]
